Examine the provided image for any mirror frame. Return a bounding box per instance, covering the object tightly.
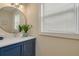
[0,6,27,33]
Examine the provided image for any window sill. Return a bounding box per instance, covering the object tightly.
[39,32,79,40]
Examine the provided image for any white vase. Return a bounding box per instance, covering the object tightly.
[18,32,28,37]
[23,33,28,37]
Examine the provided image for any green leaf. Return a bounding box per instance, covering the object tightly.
[18,24,32,33]
[18,25,22,32]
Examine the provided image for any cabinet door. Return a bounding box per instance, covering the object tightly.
[22,39,36,56]
[0,43,22,56]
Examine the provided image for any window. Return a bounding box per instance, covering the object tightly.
[41,3,79,34]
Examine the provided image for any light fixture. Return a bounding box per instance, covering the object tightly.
[11,3,22,8]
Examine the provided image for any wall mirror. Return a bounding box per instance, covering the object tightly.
[0,6,26,33]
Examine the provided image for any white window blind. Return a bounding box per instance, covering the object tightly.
[41,3,78,34]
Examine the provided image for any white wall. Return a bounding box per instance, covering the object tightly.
[25,3,79,56]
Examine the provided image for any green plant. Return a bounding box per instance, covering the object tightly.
[18,25,22,32]
[18,24,32,33]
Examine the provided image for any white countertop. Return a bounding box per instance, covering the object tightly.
[0,36,36,48]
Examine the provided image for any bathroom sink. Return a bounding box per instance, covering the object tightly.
[0,37,4,40]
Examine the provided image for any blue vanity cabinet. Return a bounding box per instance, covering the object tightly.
[22,39,35,56]
[0,43,22,56]
[0,38,36,56]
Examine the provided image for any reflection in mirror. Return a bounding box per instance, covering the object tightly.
[0,7,26,33]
